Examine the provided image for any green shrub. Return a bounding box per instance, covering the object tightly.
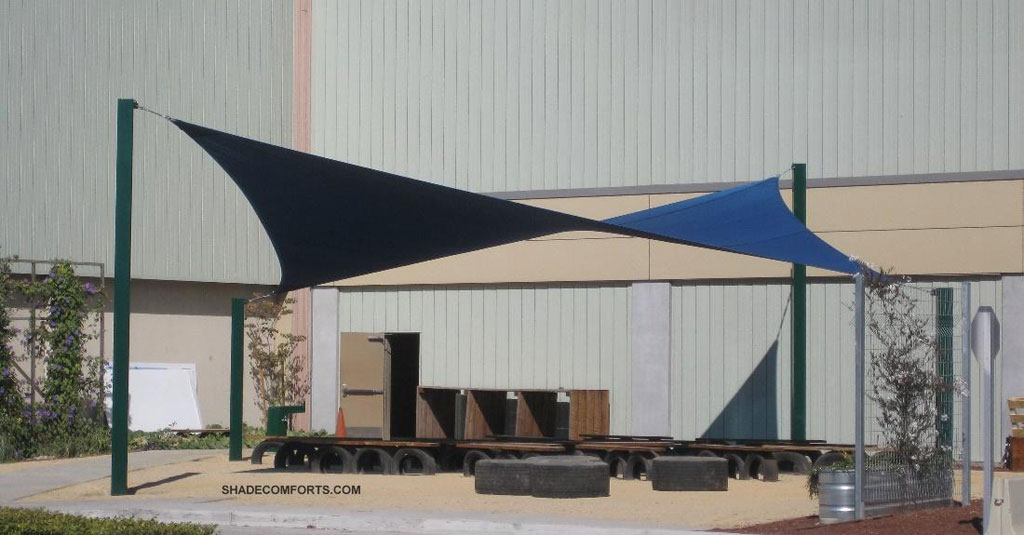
[806,453,854,498]
[0,507,216,535]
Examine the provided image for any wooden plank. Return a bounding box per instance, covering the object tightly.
[1007,398,1024,410]
[568,389,610,440]
[1010,414,1024,424]
[454,441,565,452]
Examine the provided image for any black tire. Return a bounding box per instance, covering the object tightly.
[353,447,394,474]
[461,449,491,477]
[392,448,438,475]
[273,443,312,471]
[474,459,533,495]
[251,441,283,465]
[744,454,766,480]
[529,456,609,498]
[697,450,718,458]
[623,453,655,481]
[312,446,355,474]
[813,451,849,470]
[603,452,628,478]
[650,457,728,491]
[772,451,812,474]
[759,458,780,482]
[723,453,748,480]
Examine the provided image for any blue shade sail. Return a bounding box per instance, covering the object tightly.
[173,120,862,291]
[604,178,862,275]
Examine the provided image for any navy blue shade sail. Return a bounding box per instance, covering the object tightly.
[172,120,862,291]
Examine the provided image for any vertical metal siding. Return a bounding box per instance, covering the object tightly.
[0,0,290,284]
[311,0,1022,192]
[670,277,1001,460]
[337,277,1001,457]
[670,281,793,441]
[337,284,634,434]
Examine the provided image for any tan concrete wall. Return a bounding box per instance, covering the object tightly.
[10,279,273,428]
[330,179,1024,287]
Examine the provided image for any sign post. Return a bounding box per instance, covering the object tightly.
[971,306,999,532]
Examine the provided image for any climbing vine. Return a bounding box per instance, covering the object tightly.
[0,254,29,460]
[20,261,108,457]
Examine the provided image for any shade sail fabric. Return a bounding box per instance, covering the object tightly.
[603,178,862,275]
[173,119,862,291]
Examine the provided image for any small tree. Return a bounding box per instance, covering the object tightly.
[245,295,308,426]
[865,272,958,472]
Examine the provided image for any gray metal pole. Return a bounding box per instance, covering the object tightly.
[854,272,866,520]
[984,342,993,531]
[961,281,971,507]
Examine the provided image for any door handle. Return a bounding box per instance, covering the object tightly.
[341,384,384,397]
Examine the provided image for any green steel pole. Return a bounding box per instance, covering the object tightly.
[111,98,136,496]
[229,297,246,461]
[791,163,807,441]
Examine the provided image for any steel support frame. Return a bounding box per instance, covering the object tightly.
[111,98,136,496]
[791,163,807,441]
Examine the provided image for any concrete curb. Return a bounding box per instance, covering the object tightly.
[35,503,724,534]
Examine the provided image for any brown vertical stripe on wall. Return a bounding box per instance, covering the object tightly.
[291,0,314,431]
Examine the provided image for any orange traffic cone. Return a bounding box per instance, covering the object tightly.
[335,408,347,438]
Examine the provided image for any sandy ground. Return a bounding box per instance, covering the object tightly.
[23,453,819,530]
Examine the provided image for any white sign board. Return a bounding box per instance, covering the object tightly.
[104,363,203,431]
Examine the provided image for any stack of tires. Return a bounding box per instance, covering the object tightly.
[649,457,729,491]
[475,455,609,498]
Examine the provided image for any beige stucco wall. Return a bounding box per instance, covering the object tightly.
[329,178,1024,287]
[9,279,273,428]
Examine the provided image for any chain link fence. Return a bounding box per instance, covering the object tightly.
[858,279,969,516]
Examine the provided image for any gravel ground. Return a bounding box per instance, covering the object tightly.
[20,453,818,530]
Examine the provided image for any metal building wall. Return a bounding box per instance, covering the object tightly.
[311,0,1024,193]
[337,278,1002,457]
[669,278,1002,461]
[0,0,291,285]
[337,284,634,434]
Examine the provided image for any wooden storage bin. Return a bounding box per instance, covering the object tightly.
[464,389,510,440]
[416,387,459,439]
[514,391,559,438]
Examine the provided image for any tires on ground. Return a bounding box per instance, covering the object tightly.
[602,452,628,478]
[623,453,655,481]
[353,447,394,474]
[251,441,283,465]
[744,454,766,480]
[722,453,748,480]
[650,456,728,491]
[312,446,355,474]
[771,451,812,474]
[759,458,780,482]
[474,459,533,495]
[812,451,849,470]
[273,443,313,471]
[392,448,438,475]
[461,449,491,477]
[528,456,609,498]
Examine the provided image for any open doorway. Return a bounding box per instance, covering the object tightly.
[338,332,420,440]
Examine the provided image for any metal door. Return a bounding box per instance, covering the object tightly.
[339,333,390,439]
